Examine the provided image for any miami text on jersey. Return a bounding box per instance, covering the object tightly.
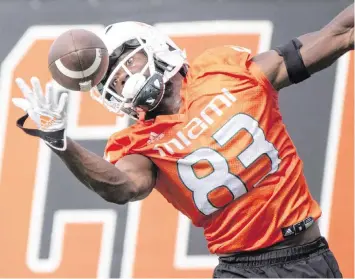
[153,88,237,157]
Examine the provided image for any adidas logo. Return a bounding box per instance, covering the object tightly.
[147,132,164,145]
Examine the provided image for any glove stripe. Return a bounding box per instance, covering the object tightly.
[16,114,66,151]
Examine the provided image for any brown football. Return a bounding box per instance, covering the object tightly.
[48,29,109,92]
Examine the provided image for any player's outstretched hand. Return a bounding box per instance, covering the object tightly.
[12,77,69,151]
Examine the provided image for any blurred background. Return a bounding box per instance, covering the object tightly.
[0,0,353,278]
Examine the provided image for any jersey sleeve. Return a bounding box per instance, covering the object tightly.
[104,130,132,165]
[103,123,151,164]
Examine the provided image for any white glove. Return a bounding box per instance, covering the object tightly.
[13,77,69,151]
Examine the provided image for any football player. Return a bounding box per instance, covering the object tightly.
[13,3,353,278]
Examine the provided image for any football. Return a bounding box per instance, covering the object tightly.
[48,29,109,92]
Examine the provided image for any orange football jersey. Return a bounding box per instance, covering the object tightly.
[104,46,321,254]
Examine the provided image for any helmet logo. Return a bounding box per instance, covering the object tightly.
[145,97,156,105]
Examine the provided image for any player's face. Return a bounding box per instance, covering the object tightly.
[110,50,148,96]
[101,47,182,120]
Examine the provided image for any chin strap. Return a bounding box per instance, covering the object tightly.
[120,72,165,113]
[121,73,146,99]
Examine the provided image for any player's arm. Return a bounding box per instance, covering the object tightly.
[13,78,156,204]
[52,137,157,204]
[251,4,354,91]
[53,137,157,204]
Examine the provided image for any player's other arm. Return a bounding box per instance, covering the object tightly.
[13,78,155,204]
[251,4,354,91]
[52,138,156,204]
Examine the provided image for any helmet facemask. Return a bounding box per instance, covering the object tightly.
[91,22,187,120]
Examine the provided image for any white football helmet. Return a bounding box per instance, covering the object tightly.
[91,21,187,119]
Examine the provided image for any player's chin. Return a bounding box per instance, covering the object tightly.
[145,81,174,119]
[144,104,165,120]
